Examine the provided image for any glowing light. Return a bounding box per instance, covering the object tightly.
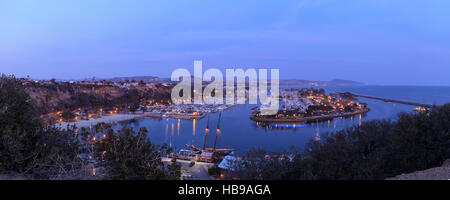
[177,119,180,136]
[193,119,196,136]
[171,123,174,136]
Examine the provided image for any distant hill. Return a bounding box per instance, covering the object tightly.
[279,79,366,86]
[327,79,366,86]
[104,76,365,86]
[105,76,171,84]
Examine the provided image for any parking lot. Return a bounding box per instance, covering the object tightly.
[162,157,214,180]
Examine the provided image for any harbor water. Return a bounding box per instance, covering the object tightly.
[113,86,450,154]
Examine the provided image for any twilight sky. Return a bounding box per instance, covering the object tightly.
[0,0,449,85]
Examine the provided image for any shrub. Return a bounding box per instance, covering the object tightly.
[208,166,221,177]
[0,74,85,179]
[93,125,181,180]
[61,110,75,121]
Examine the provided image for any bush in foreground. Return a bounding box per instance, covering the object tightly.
[0,74,89,179]
[92,125,181,180]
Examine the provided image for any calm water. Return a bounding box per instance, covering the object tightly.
[115,86,450,153]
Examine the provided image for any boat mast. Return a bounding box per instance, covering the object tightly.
[213,112,222,151]
[203,116,210,150]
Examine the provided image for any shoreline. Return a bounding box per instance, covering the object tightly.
[55,112,207,128]
[250,108,370,123]
[56,113,146,128]
[165,113,206,120]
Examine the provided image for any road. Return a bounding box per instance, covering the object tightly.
[162,157,214,180]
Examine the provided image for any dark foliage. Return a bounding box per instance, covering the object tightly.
[92,124,181,180]
[208,166,221,177]
[230,148,305,180]
[0,74,86,179]
[61,110,75,121]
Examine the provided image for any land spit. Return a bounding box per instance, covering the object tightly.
[56,112,207,128]
[250,108,370,123]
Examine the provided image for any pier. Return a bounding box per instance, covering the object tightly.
[346,93,434,108]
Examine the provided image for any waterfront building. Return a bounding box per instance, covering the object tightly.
[218,155,240,179]
[200,152,213,162]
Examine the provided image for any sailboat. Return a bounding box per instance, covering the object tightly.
[186,112,233,154]
[203,116,210,150]
[213,112,222,151]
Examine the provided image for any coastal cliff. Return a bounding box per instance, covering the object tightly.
[24,82,172,114]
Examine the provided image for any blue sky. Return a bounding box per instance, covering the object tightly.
[0,0,449,85]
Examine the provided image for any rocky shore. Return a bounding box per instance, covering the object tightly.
[386,159,450,180]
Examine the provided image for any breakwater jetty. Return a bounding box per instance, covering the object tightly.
[346,93,434,108]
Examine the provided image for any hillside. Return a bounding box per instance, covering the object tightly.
[105,76,171,84]
[105,76,365,86]
[24,82,172,114]
[279,79,366,86]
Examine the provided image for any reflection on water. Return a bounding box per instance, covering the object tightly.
[113,86,450,153]
[177,119,180,136]
[192,119,196,136]
[359,113,362,126]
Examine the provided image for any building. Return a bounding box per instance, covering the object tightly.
[217,155,241,179]
[199,152,213,162]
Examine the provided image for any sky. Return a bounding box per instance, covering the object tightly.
[0,0,449,85]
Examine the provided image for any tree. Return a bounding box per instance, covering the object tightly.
[0,74,88,179]
[227,148,304,180]
[139,80,145,86]
[61,110,75,122]
[208,166,220,177]
[93,124,180,180]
